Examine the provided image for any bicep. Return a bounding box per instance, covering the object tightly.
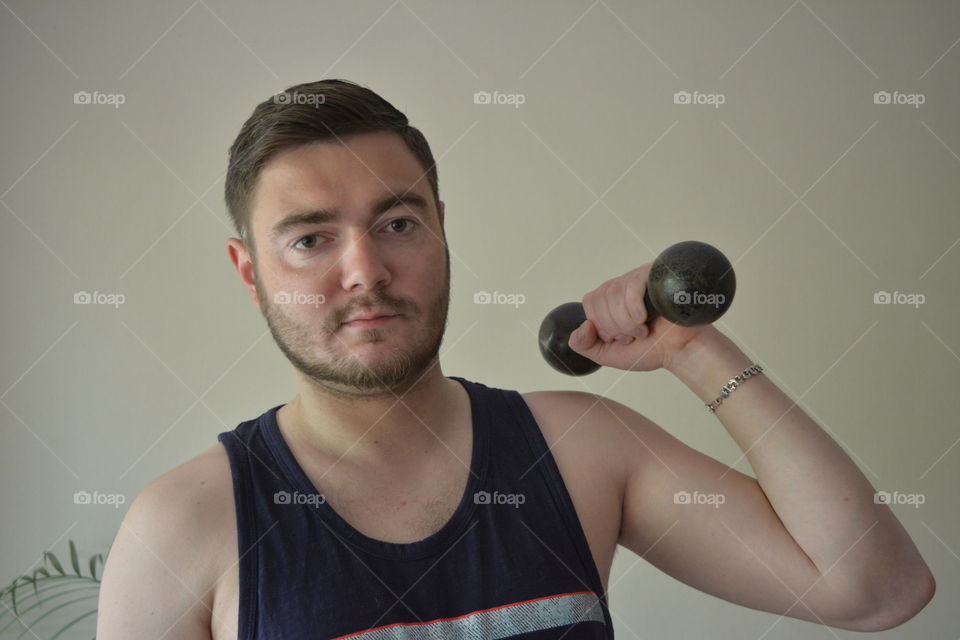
[96,479,214,640]
[612,401,863,629]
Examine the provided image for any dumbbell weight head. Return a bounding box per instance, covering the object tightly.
[646,240,735,327]
[538,302,602,376]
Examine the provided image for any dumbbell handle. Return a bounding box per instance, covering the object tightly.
[538,241,735,376]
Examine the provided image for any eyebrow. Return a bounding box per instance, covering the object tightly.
[270,192,430,242]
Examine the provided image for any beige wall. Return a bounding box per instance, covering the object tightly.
[1,1,957,638]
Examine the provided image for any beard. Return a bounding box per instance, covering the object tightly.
[253,250,450,398]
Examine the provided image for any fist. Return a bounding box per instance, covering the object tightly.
[567,263,707,372]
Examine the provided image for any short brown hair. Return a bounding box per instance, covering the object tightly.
[225,79,440,248]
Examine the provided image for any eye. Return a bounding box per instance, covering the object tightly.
[385,218,416,233]
[293,234,321,250]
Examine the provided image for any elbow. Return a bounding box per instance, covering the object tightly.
[844,569,936,632]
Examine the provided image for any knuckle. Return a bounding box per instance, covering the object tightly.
[626,285,647,322]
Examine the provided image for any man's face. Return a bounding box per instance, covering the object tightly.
[239,131,449,396]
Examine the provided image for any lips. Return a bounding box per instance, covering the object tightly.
[343,311,398,324]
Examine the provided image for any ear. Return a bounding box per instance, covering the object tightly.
[226,237,261,310]
[438,199,445,228]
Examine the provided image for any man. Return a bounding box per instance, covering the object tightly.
[97,79,934,639]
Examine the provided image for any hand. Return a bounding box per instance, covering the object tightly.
[567,263,711,372]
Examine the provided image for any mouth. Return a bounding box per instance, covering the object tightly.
[342,314,399,329]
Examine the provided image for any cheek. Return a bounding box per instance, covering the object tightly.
[406,262,446,298]
[263,281,334,325]
[267,265,335,298]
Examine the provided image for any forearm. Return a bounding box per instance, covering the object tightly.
[665,326,933,602]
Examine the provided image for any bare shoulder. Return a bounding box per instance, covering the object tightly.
[520,389,648,486]
[164,441,234,497]
[141,442,235,538]
[96,443,236,639]
[127,441,236,576]
[150,441,238,571]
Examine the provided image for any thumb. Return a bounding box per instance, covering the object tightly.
[569,319,599,354]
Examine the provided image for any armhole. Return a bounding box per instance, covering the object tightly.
[499,390,610,606]
[217,435,259,640]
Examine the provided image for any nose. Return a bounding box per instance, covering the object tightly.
[339,230,391,292]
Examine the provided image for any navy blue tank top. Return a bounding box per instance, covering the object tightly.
[217,376,614,639]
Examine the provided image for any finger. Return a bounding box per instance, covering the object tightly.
[583,288,616,344]
[607,279,645,342]
[571,318,619,364]
[622,273,650,339]
[569,318,599,353]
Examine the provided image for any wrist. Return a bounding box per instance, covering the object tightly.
[665,326,754,403]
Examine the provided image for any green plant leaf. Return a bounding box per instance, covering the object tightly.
[0,542,103,637]
[44,551,65,576]
[88,554,103,582]
[7,576,30,616]
[69,540,81,577]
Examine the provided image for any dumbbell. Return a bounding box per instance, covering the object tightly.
[538,240,736,376]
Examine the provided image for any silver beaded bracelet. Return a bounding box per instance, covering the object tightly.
[706,364,764,413]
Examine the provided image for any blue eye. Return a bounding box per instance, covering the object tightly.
[293,234,321,250]
[387,218,416,233]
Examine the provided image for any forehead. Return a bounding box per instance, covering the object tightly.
[252,131,427,216]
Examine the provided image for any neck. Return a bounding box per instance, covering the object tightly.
[277,362,463,464]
